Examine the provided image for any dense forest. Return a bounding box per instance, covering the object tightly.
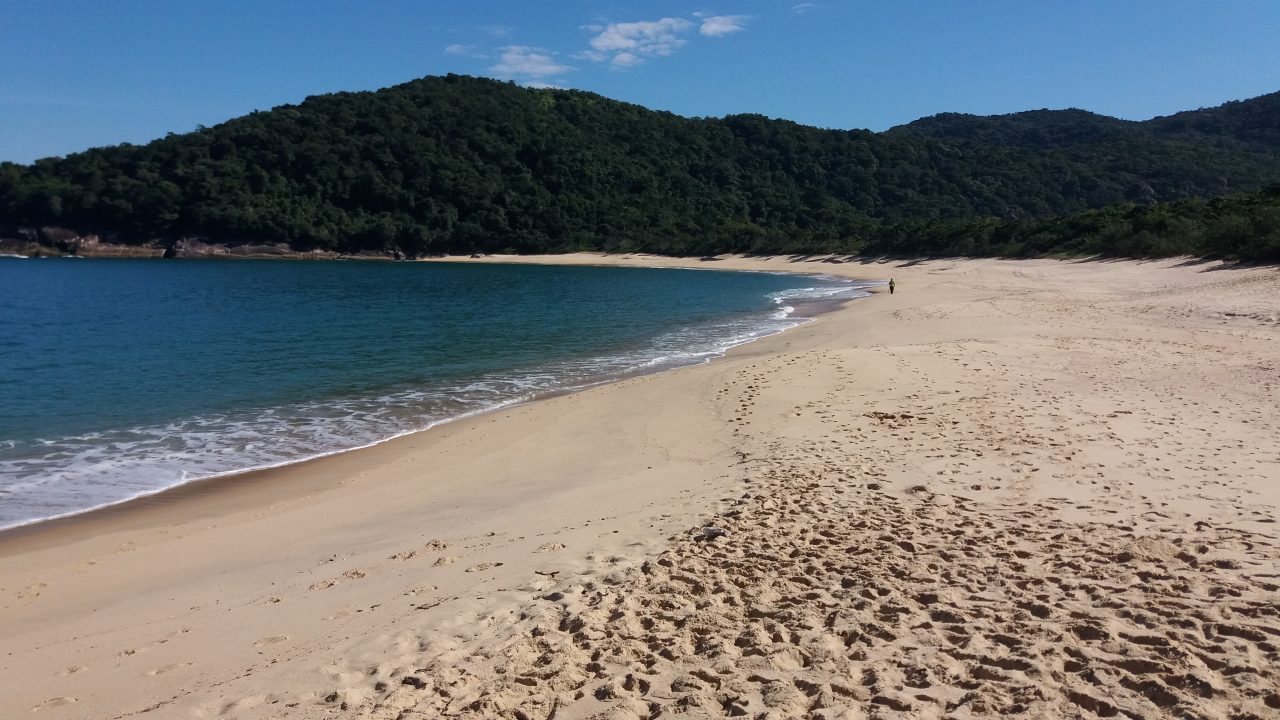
[1,74,1278,260]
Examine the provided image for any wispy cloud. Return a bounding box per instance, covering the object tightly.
[585,17,694,68]
[580,14,746,69]
[444,43,485,58]
[792,3,819,14]
[469,12,749,78]
[611,52,644,69]
[488,45,573,80]
[698,15,749,37]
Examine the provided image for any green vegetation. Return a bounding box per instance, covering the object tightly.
[860,186,1280,261]
[1,74,1278,260]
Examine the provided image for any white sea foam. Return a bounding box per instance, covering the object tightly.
[0,274,873,530]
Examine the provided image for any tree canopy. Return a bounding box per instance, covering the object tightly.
[1,75,1278,260]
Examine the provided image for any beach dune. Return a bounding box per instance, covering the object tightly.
[1,255,1277,719]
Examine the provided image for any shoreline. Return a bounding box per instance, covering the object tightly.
[1,254,1276,719]
[0,263,866,540]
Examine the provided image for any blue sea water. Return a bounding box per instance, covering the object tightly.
[0,258,871,529]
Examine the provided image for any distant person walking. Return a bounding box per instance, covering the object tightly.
[888,278,896,295]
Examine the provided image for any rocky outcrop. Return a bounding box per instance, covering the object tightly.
[58,232,166,257]
[0,227,402,261]
[0,227,166,257]
[166,238,400,260]
[166,237,332,259]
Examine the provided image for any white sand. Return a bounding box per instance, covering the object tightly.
[1,255,1276,719]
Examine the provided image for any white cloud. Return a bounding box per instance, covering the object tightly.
[792,3,818,14]
[611,52,643,69]
[586,17,693,67]
[444,43,485,58]
[488,46,573,80]
[698,15,748,37]
[579,15,749,68]
[522,80,565,90]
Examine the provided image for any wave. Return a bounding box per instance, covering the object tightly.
[0,274,873,530]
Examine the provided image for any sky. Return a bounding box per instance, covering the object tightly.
[2,1,1279,164]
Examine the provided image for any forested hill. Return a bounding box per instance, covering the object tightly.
[1,74,1278,258]
[887,91,1280,150]
[886,109,1138,149]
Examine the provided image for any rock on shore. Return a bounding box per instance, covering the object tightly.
[0,227,400,260]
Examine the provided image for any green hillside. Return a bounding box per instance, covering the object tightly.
[1,75,1278,259]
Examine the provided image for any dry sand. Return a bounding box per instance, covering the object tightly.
[1,255,1277,719]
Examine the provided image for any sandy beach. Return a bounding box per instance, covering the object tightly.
[1,254,1277,719]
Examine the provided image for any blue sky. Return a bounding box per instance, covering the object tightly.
[2,1,1279,164]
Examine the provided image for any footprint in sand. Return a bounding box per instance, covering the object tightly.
[32,697,77,712]
[117,648,142,658]
[308,579,337,591]
[342,569,367,580]
[147,662,193,676]
[535,542,567,553]
[465,562,504,573]
[17,582,47,601]
[433,556,456,567]
[253,636,289,648]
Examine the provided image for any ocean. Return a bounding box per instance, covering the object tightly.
[0,258,872,529]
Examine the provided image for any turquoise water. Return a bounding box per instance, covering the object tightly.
[0,258,870,529]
